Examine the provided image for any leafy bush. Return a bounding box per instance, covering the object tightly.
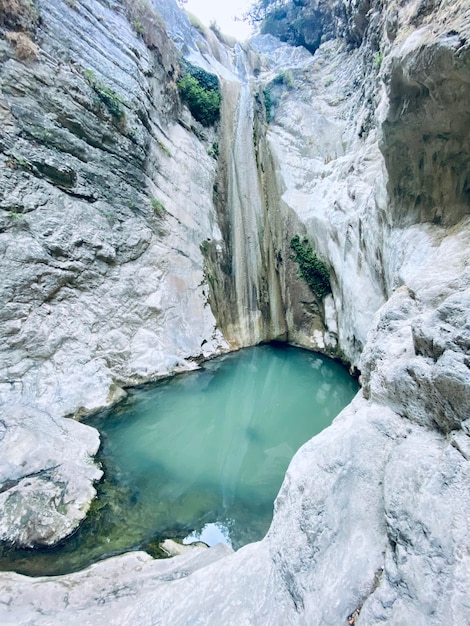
[7,210,26,223]
[178,63,221,126]
[290,234,331,299]
[182,61,219,92]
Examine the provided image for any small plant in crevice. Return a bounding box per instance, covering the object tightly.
[83,68,125,122]
[263,88,272,123]
[6,210,27,225]
[207,142,219,159]
[290,234,331,299]
[6,153,29,169]
[272,69,294,89]
[373,51,383,70]
[151,197,166,217]
[178,61,221,127]
[156,137,171,157]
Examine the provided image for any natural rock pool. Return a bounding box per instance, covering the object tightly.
[0,344,358,576]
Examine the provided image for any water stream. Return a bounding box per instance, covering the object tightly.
[0,344,358,576]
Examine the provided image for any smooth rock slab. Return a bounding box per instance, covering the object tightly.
[1,396,468,625]
[0,406,102,547]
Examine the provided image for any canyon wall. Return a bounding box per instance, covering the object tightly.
[0,0,231,546]
[0,0,469,624]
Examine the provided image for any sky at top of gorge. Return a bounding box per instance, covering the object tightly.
[183,0,255,40]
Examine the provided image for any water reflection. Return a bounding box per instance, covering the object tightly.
[0,344,358,576]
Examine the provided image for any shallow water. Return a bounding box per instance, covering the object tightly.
[0,344,358,576]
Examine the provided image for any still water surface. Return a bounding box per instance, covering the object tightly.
[0,344,358,575]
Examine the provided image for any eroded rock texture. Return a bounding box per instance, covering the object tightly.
[0,0,469,624]
[0,0,228,546]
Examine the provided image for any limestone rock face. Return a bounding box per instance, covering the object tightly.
[0,0,470,624]
[382,26,470,227]
[0,0,228,545]
[0,405,102,547]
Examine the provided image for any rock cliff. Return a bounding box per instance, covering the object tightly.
[0,0,469,624]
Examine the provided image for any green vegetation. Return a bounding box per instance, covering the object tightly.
[272,69,294,89]
[6,153,28,169]
[178,62,221,127]
[7,210,26,224]
[181,61,219,92]
[151,197,166,217]
[145,538,170,559]
[187,11,207,35]
[132,17,145,35]
[373,51,383,70]
[208,142,219,159]
[261,70,293,123]
[263,88,272,123]
[156,137,171,157]
[290,234,331,299]
[83,68,125,121]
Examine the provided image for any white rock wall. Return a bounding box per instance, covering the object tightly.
[0,0,228,546]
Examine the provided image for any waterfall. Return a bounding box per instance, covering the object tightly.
[227,46,264,344]
[208,43,287,347]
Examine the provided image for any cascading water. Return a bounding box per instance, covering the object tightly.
[227,46,265,344]
[207,43,287,347]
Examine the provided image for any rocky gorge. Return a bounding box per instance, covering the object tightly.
[0,0,469,624]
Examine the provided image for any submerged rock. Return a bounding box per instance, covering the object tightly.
[160,539,209,557]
